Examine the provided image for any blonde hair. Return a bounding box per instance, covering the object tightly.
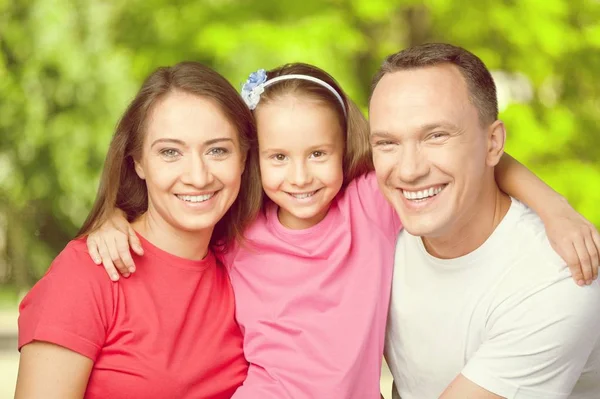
[78,61,263,254]
[256,63,373,187]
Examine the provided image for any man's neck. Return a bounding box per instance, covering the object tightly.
[132,210,212,261]
[422,185,512,259]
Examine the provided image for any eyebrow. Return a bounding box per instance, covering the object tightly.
[259,143,336,156]
[369,131,397,140]
[418,122,459,131]
[370,122,459,140]
[150,137,234,148]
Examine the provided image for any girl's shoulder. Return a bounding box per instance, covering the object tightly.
[339,171,403,235]
[338,171,381,207]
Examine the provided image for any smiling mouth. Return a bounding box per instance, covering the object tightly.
[176,193,217,203]
[401,184,447,202]
[285,189,321,199]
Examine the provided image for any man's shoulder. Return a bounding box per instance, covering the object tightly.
[498,199,566,272]
[491,200,600,321]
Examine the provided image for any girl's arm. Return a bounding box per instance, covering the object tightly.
[15,341,93,399]
[87,154,600,287]
[86,209,143,281]
[496,153,600,285]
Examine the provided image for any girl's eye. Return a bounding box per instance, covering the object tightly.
[160,148,181,158]
[309,151,325,158]
[272,154,287,162]
[207,147,229,157]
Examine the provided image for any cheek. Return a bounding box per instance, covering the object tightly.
[258,161,283,191]
[431,146,480,180]
[215,159,244,186]
[144,161,180,191]
[327,159,344,186]
[373,152,396,180]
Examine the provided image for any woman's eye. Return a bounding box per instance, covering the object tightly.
[376,141,393,146]
[160,148,180,158]
[310,151,325,158]
[272,154,287,162]
[208,147,229,156]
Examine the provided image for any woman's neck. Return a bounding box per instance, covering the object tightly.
[132,211,213,260]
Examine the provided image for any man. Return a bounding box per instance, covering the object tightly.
[369,43,600,398]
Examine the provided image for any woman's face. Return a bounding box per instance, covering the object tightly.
[134,90,245,236]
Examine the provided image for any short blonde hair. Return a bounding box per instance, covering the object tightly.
[372,43,498,125]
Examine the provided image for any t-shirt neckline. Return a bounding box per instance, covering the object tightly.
[134,231,215,271]
[413,197,522,267]
[265,201,337,239]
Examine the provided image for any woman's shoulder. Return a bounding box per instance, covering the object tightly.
[45,238,115,287]
[19,238,116,361]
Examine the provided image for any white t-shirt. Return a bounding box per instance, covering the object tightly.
[385,198,600,399]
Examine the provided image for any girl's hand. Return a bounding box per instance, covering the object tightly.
[544,204,600,286]
[86,211,143,281]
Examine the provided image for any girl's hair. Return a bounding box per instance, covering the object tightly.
[256,63,373,187]
[77,61,263,253]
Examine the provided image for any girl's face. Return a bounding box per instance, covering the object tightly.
[134,91,245,238]
[255,95,344,230]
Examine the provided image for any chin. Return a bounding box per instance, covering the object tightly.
[176,218,219,233]
[290,211,320,223]
[398,214,443,238]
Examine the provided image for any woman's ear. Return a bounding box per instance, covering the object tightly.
[134,159,146,180]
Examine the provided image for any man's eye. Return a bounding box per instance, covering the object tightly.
[429,132,449,140]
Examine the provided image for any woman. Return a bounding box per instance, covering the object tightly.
[15,61,262,398]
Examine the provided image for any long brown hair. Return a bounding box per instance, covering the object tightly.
[255,63,373,188]
[78,61,262,253]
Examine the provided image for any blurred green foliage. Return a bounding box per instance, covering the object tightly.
[1,0,599,292]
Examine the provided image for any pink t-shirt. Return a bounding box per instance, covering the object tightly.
[19,235,248,399]
[228,172,402,399]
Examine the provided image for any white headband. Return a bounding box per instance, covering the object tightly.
[241,69,347,117]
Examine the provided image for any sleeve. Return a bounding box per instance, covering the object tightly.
[231,364,292,399]
[352,171,402,237]
[18,242,116,361]
[461,277,600,399]
[219,242,240,272]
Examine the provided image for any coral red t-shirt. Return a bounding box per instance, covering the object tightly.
[19,235,248,399]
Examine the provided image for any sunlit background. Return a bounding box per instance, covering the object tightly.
[1,0,599,397]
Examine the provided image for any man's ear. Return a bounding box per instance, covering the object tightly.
[486,120,506,167]
[134,159,146,180]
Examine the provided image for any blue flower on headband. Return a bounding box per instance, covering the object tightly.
[241,69,267,110]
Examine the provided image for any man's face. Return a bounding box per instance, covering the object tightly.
[369,64,498,239]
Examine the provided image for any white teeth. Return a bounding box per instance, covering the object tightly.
[177,193,214,203]
[289,191,317,199]
[402,185,444,200]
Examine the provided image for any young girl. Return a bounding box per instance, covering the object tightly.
[87,63,599,398]
[16,62,259,398]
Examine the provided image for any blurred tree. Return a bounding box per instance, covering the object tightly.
[0,0,135,288]
[1,0,598,292]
